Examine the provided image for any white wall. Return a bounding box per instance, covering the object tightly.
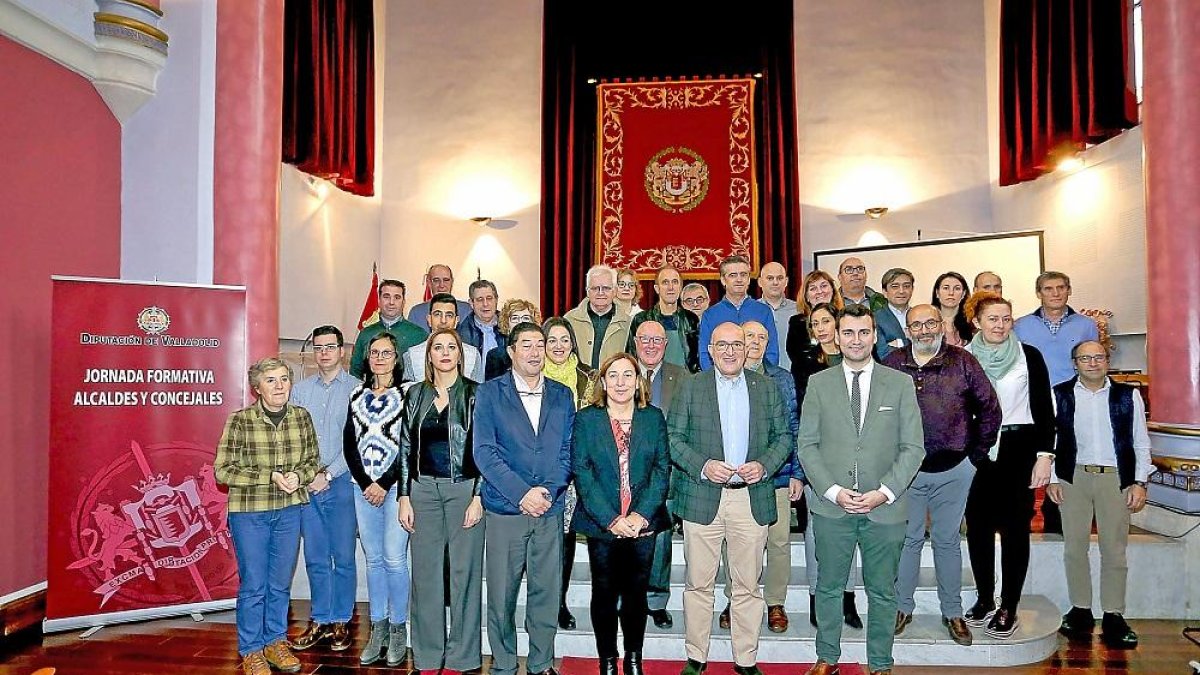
[380,0,543,311]
[795,0,994,267]
[121,0,216,284]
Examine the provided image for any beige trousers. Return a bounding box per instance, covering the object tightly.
[682,488,769,666]
[720,487,792,606]
[1060,467,1132,614]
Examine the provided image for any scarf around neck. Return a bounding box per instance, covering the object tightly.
[969,331,1022,383]
[543,353,580,403]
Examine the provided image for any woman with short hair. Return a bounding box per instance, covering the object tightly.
[616,268,645,317]
[572,352,670,675]
[484,299,541,380]
[216,357,320,675]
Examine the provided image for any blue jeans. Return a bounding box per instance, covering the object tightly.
[301,473,358,624]
[353,483,410,623]
[229,505,302,656]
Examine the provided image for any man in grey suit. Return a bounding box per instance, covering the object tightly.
[634,319,690,629]
[668,322,792,675]
[798,304,925,675]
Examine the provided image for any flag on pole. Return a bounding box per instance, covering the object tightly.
[358,263,380,330]
[422,268,432,303]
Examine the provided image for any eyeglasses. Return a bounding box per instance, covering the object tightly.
[841,266,867,275]
[636,336,666,346]
[369,349,397,360]
[907,319,942,331]
[712,341,746,352]
[1074,354,1108,364]
[616,280,637,289]
[589,285,613,293]
[681,297,707,307]
[312,344,340,353]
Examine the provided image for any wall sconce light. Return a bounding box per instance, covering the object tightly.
[470,216,493,227]
[1056,155,1084,173]
[864,206,889,220]
[304,174,331,202]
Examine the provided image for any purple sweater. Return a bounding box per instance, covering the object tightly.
[883,344,1003,472]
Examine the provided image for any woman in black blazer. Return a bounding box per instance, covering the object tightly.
[963,292,1056,639]
[572,352,670,675]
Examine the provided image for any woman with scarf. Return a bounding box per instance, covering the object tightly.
[542,316,595,630]
[572,352,670,675]
[397,328,483,674]
[963,292,1055,639]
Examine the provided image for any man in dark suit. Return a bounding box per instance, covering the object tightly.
[633,319,690,629]
[473,322,576,675]
[668,322,791,675]
[798,304,925,675]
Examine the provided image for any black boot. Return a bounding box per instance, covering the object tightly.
[599,656,618,675]
[559,605,577,630]
[843,591,863,629]
[808,593,817,628]
[623,651,644,675]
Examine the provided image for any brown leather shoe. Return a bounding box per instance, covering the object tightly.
[869,670,892,675]
[330,622,352,651]
[767,605,789,633]
[718,604,731,630]
[894,611,912,636]
[262,639,302,673]
[943,616,973,646]
[289,620,329,651]
[241,651,270,675]
[803,661,840,675]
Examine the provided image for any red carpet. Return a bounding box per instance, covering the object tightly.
[560,657,865,675]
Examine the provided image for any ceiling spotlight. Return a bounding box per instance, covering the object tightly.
[864,206,889,220]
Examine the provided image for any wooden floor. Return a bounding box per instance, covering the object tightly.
[1,603,1197,675]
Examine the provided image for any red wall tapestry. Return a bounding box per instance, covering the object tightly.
[594,79,758,279]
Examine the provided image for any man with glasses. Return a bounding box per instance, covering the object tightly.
[874,268,915,360]
[883,305,1001,647]
[403,293,484,382]
[799,304,924,675]
[564,264,632,370]
[350,279,427,380]
[288,325,360,653]
[698,256,779,370]
[629,265,702,372]
[681,282,711,318]
[474,322,576,675]
[668,322,791,675]
[408,264,471,332]
[836,257,887,312]
[1046,341,1152,649]
[632,319,691,629]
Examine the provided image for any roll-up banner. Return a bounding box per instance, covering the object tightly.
[45,277,247,632]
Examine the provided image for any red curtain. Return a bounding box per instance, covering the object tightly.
[282,0,375,197]
[999,0,1138,186]
[540,1,801,317]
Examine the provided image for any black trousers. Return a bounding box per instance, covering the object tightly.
[562,530,576,608]
[964,426,1037,612]
[587,535,655,658]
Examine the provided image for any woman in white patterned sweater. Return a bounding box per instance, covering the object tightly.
[343,331,410,666]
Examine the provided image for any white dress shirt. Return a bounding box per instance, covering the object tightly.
[513,371,545,434]
[1050,378,1154,484]
[823,360,897,505]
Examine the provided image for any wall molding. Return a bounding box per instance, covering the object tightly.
[0,582,46,639]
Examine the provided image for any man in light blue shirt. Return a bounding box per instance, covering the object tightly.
[698,255,779,370]
[288,324,361,652]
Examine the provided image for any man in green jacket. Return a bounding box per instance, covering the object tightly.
[349,279,427,380]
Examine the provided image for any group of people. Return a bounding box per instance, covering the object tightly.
[215,257,1153,675]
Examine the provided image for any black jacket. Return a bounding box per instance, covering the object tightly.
[571,405,671,539]
[628,305,701,373]
[397,377,479,496]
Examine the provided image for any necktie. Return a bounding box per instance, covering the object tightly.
[850,370,863,434]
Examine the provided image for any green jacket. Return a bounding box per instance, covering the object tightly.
[667,369,792,526]
[797,362,925,525]
[349,318,427,381]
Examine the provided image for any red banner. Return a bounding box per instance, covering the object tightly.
[45,278,247,629]
[595,78,758,279]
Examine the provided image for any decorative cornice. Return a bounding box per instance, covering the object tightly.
[94,12,169,44]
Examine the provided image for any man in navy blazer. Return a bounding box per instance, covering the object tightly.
[474,322,576,675]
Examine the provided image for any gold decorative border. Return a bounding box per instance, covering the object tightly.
[117,0,165,18]
[94,12,169,44]
[594,79,758,279]
[1148,422,1200,437]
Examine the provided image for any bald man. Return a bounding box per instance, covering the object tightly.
[668,322,791,675]
[973,271,1003,296]
[837,257,887,312]
[408,263,471,331]
[758,262,798,370]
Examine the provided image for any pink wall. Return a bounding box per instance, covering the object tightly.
[0,36,122,598]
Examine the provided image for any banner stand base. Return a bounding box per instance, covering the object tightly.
[44,599,236,635]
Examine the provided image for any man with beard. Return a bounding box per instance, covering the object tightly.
[883,304,1001,646]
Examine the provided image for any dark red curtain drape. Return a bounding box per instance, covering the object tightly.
[999,0,1138,186]
[541,1,802,317]
[282,0,375,196]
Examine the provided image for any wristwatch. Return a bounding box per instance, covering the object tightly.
[323,469,334,483]
[1133,480,1147,488]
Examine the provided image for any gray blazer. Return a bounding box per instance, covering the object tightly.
[797,363,924,525]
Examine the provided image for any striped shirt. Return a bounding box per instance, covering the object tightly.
[215,403,320,513]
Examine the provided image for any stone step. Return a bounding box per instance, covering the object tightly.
[573,534,962,568]
[478,594,1062,667]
